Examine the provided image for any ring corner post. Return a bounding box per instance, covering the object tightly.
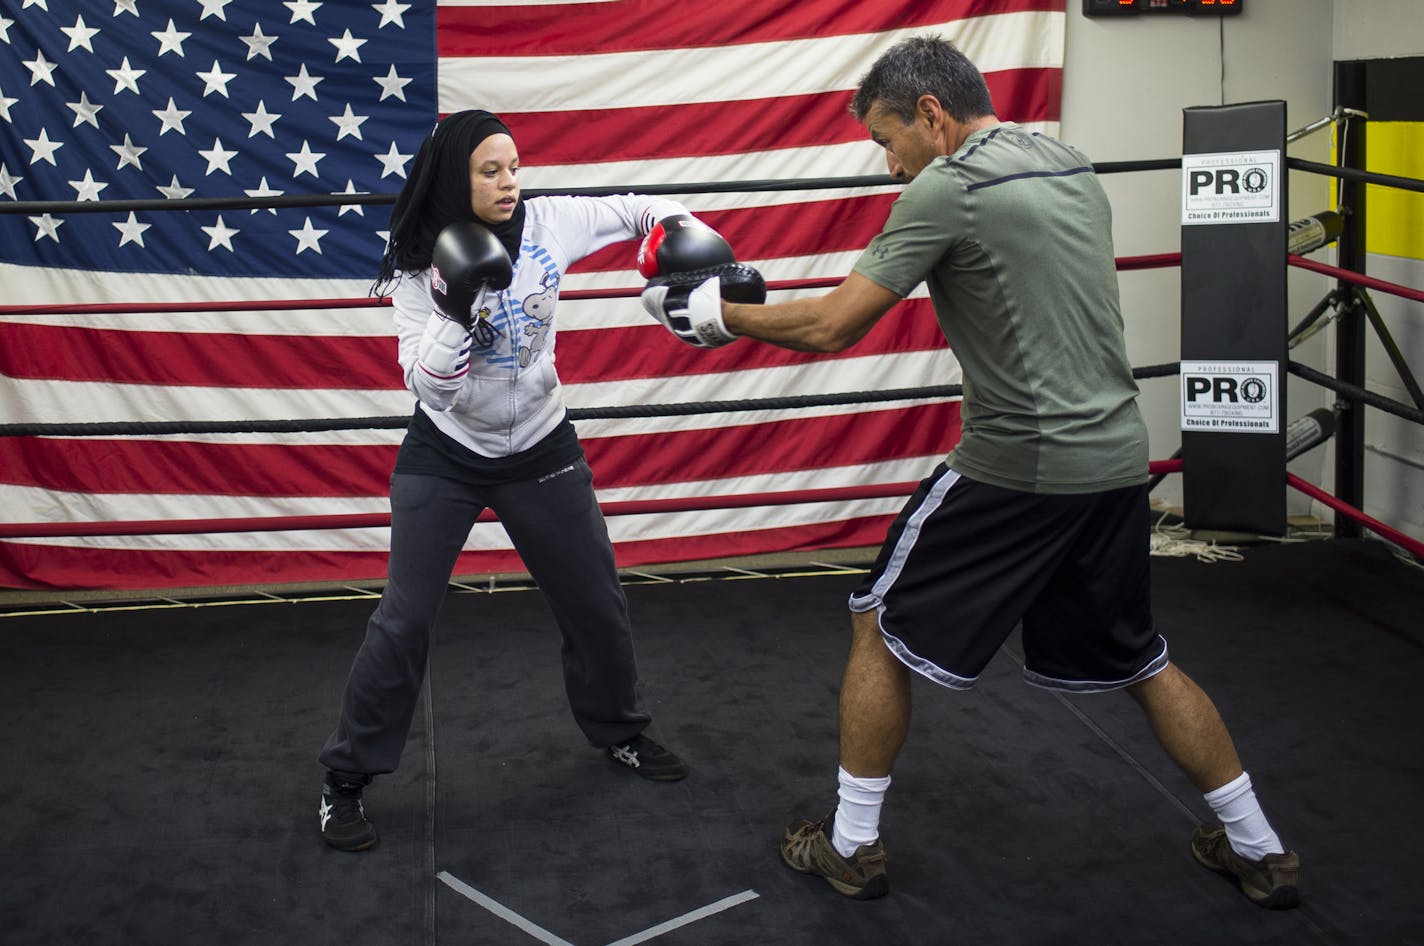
[1331,61,1369,539]
[1179,100,1289,536]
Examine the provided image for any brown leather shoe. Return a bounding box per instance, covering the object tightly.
[780,815,888,899]
[1191,823,1300,909]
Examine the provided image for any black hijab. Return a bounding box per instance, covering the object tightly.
[373,110,526,295]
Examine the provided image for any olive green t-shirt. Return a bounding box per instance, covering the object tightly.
[853,123,1148,494]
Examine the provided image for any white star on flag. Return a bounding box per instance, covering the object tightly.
[0,163,22,198]
[372,0,408,29]
[110,134,147,170]
[197,60,238,98]
[106,57,146,94]
[29,212,62,242]
[373,64,410,102]
[156,175,194,199]
[151,99,191,135]
[68,168,109,200]
[198,0,234,22]
[201,215,239,251]
[67,92,104,128]
[336,179,366,216]
[61,16,100,53]
[243,101,282,138]
[329,29,366,64]
[151,19,191,56]
[198,138,238,175]
[289,216,328,253]
[286,140,325,178]
[24,127,63,165]
[24,50,58,87]
[113,211,151,247]
[330,104,367,141]
[284,0,322,26]
[375,141,411,178]
[245,177,283,214]
[286,63,323,101]
[241,23,277,61]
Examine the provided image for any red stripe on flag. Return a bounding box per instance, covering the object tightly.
[437,0,1063,56]
[583,402,959,488]
[0,324,401,390]
[0,514,895,590]
[503,70,1060,168]
[0,542,397,590]
[601,514,896,573]
[573,195,900,272]
[0,196,912,388]
[1,439,400,497]
[986,68,1062,126]
[1,402,959,497]
[0,298,945,389]
[506,92,862,166]
[556,302,946,383]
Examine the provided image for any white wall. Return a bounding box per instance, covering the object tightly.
[1059,1,1422,545]
[1333,0,1424,59]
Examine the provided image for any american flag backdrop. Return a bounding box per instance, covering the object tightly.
[0,0,1065,591]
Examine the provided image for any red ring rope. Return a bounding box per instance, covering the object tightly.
[5,460,1417,564]
[0,253,1190,315]
[0,481,921,539]
[1289,255,1424,304]
[0,459,1189,539]
[1287,473,1424,558]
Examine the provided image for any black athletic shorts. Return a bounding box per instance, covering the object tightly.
[849,465,1168,692]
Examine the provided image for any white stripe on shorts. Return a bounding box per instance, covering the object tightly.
[849,466,961,613]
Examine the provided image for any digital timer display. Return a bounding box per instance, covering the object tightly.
[1083,0,1243,14]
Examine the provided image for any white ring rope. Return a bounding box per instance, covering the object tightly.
[1149,510,1245,563]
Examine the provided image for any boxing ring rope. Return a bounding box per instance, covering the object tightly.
[1286,474,1424,559]
[3,162,1422,562]
[1291,255,1424,306]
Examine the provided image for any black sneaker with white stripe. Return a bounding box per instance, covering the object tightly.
[606,733,688,781]
[319,770,378,851]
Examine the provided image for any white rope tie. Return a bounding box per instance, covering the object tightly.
[1149,511,1245,563]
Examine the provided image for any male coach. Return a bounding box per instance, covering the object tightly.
[640,34,1299,908]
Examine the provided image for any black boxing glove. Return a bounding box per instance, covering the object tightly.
[638,212,765,300]
[638,214,733,278]
[636,215,766,303]
[430,220,513,330]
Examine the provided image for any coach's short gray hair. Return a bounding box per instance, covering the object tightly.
[850,35,995,124]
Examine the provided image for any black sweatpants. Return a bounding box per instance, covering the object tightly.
[318,460,650,776]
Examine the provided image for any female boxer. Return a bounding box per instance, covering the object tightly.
[316,110,731,851]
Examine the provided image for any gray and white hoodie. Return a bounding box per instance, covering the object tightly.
[391,193,688,457]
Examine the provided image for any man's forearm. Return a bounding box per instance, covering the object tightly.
[722,298,851,352]
[722,272,903,353]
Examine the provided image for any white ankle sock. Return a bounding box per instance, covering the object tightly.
[1203,771,1284,860]
[831,766,891,858]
